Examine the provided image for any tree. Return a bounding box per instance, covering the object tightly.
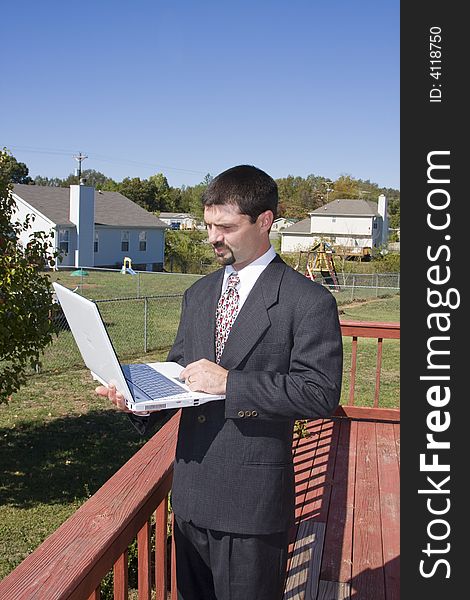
[0,150,61,403]
[330,175,361,200]
[2,152,33,184]
[148,173,176,212]
[276,175,325,218]
[178,180,209,220]
[116,177,154,211]
[165,230,212,273]
[59,169,118,189]
[34,175,63,187]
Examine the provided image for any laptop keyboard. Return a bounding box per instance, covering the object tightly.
[122,364,185,398]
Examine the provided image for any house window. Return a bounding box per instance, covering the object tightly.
[332,217,336,223]
[139,230,147,251]
[94,231,99,253]
[58,229,69,254]
[121,230,129,252]
[373,221,378,229]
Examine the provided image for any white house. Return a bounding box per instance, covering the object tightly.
[12,183,168,271]
[281,195,389,254]
[158,212,198,230]
[271,217,297,232]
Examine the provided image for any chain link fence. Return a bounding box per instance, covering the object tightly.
[317,272,400,304]
[39,269,399,374]
[51,266,202,299]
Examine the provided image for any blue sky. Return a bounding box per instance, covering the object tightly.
[1,0,399,190]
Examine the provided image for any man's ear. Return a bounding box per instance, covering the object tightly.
[259,210,274,231]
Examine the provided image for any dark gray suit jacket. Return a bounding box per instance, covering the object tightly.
[133,255,342,535]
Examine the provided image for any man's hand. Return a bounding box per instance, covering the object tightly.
[180,359,228,395]
[95,382,159,416]
[95,383,132,412]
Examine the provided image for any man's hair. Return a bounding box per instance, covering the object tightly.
[202,165,278,222]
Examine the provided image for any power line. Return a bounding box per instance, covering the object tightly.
[3,144,207,176]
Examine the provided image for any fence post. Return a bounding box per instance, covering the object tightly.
[144,297,148,353]
[375,273,379,297]
[397,271,400,290]
[351,274,355,302]
[138,272,141,298]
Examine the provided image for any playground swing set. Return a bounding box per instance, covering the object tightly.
[294,241,340,291]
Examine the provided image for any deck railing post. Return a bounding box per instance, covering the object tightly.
[155,496,169,600]
[138,519,152,600]
[113,550,129,600]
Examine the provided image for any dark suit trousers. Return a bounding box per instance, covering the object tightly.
[174,515,289,600]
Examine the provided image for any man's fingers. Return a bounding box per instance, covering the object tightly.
[95,385,110,396]
[187,381,202,392]
[95,383,130,412]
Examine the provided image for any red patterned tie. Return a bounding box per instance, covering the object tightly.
[215,272,240,364]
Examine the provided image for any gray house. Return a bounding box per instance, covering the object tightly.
[12,184,168,271]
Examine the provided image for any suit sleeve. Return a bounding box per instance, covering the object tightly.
[126,291,188,435]
[224,291,343,421]
[166,290,188,366]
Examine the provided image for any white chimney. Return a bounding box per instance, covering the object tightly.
[377,194,388,246]
[69,184,95,267]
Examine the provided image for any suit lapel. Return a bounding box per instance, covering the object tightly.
[192,269,224,362]
[219,256,286,369]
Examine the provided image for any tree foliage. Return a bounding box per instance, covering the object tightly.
[165,230,213,273]
[2,153,33,184]
[276,174,328,218]
[0,150,61,403]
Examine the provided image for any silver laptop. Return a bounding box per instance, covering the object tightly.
[52,282,225,412]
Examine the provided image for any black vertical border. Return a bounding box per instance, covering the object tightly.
[401,2,464,596]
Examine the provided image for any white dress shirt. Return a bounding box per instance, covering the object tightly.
[219,245,276,312]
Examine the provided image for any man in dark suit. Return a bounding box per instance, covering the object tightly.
[97,165,343,600]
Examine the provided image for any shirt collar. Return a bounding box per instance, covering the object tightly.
[225,245,276,278]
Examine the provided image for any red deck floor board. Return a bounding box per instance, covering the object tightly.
[286,417,399,599]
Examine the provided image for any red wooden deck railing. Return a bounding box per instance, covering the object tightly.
[0,321,400,599]
[334,320,400,422]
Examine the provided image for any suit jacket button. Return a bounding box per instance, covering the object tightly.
[244,410,252,417]
[252,411,258,417]
[197,414,206,423]
[238,411,245,417]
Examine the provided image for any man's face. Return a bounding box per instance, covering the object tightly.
[204,204,273,271]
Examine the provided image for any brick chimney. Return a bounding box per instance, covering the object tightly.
[69,183,95,267]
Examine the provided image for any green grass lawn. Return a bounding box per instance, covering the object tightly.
[0,292,399,582]
[49,269,202,300]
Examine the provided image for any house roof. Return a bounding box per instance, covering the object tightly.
[309,199,380,217]
[158,212,194,219]
[280,217,311,234]
[12,184,168,228]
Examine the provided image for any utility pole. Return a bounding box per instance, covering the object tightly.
[325,181,333,202]
[73,152,88,183]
